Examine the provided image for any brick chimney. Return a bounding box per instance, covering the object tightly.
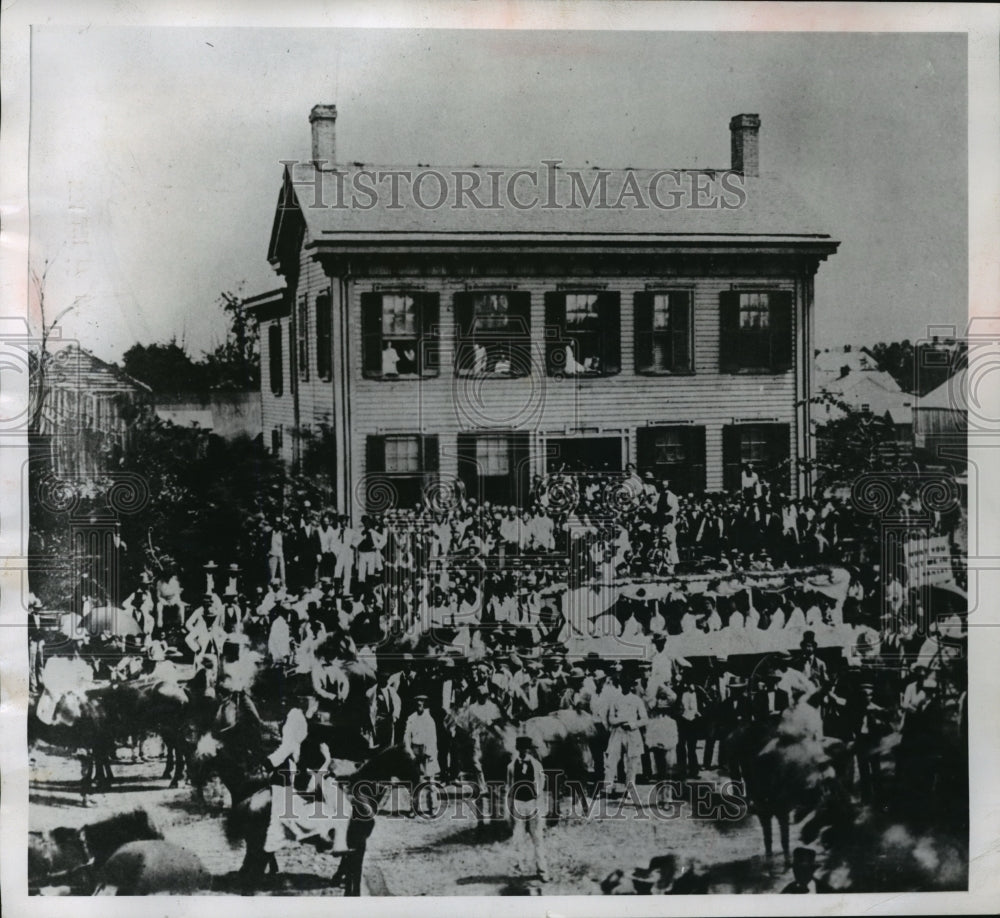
[730,113,760,177]
[310,104,337,171]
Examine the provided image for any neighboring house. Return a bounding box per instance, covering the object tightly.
[37,343,151,477]
[153,391,262,441]
[247,106,839,519]
[913,367,967,466]
[814,345,915,443]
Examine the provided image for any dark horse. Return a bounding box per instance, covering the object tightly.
[190,693,416,896]
[31,679,192,804]
[29,808,163,895]
[726,701,845,868]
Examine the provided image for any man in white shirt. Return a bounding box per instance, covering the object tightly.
[263,696,350,855]
[603,676,648,793]
[382,342,400,376]
[403,694,440,780]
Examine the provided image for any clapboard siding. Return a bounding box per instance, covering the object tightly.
[344,274,799,496]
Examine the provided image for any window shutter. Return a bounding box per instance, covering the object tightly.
[420,293,440,377]
[719,290,740,373]
[689,425,707,493]
[453,292,473,373]
[508,292,532,377]
[422,434,440,492]
[636,426,655,472]
[361,292,382,378]
[769,290,793,372]
[767,423,791,492]
[456,432,478,499]
[509,431,531,506]
[288,322,297,395]
[722,424,741,491]
[633,292,654,373]
[598,292,621,375]
[316,292,332,380]
[365,435,386,512]
[672,293,692,373]
[268,323,283,396]
[544,292,565,376]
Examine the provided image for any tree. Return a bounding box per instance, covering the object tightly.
[867,339,966,396]
[201,286,260,390]
[28,258,86,436]
[122,339,206,393]
[808,393,912,493]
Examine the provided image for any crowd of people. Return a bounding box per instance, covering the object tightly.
[30,463,967,882]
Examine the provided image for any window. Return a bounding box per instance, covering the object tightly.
[722,423,790,492]
[384,435,421,473]
[457,431,530,505]
[544,291,620,376]
[365,434,439,509]
[719,289,793,373]
[297,296,310,381]
[454,291,531,377]
[634,291,692,374]
[268,323,283,396]
[316,292,332,380]
[361,292,439,378]
[636,425,706,493]
[476,435,510,476]
[271,426,283,454]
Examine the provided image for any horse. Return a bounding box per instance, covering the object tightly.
[29,809,163,895]
[93,841,210,895]
[32,679,191,803]
[725,697,844,868]
[449,706,599,824]
[189,701,411,896]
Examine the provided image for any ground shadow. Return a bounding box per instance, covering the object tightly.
[212,870,341,896]
[435,822,512,847]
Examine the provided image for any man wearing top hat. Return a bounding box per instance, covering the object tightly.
[795,630,829,693]
[507,736,548,881]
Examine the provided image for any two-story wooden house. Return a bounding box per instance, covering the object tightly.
[249,106,838,518]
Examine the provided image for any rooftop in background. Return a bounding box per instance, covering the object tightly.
[44,342,152,394]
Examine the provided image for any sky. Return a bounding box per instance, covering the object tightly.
[28,28,968,364]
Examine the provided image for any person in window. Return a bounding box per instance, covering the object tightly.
[382,341,400,377]
[741,463,760,499]
[472,342,488,375]
[397,346,418,375]
[564,343,587,376]
[494,347,512,376]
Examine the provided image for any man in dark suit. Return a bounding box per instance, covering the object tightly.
[290,512,322,592]
[750,671,789,720]
[795,631,829,694]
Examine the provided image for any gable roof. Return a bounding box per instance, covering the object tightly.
[271,161,839,259]
[917,368,967,412]
[45,343,152,394]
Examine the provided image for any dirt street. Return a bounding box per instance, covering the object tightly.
[30,742,794,896]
